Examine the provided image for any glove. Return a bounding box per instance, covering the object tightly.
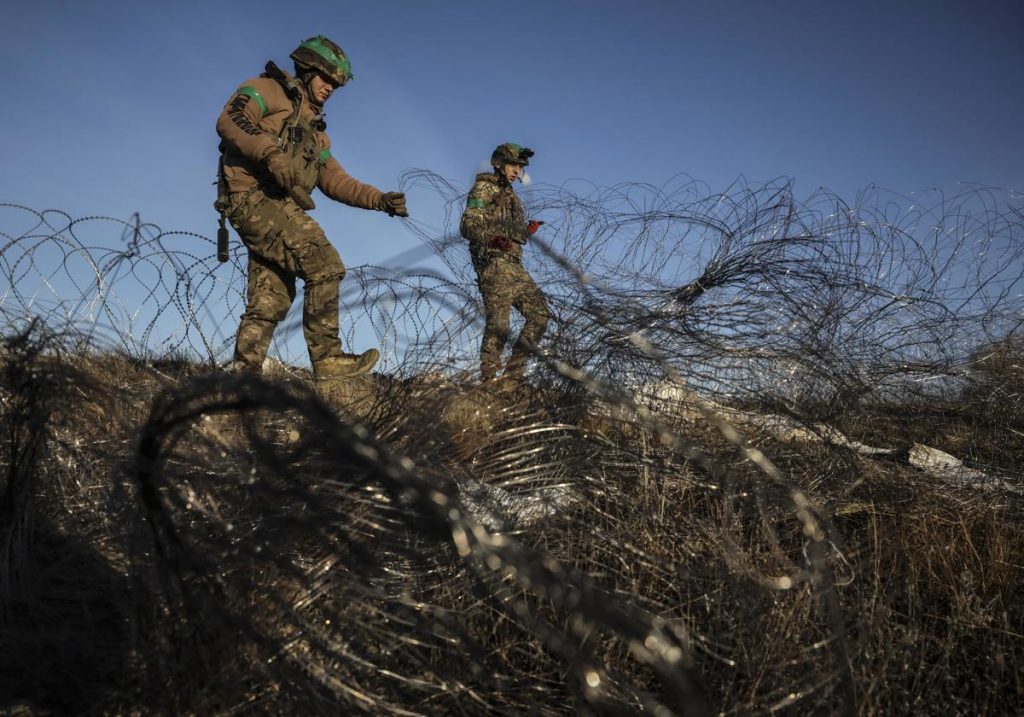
[264,150,297,192]
[527,220,544,235]
[377,191,408,217]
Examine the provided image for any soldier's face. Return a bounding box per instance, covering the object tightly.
[503,163,523,183]
[310,73,339,104]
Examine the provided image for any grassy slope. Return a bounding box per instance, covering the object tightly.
[0,347,1021,716]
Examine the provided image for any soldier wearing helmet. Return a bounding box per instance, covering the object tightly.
[215,35,408,379]
[459,143,550,383]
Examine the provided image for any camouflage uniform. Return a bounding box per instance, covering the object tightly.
[216,37,401,376]
[222,190,346,367]
[459,164,550,381]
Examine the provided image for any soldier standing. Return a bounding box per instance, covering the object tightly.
[459,143,550,383]
[215,35,407,379]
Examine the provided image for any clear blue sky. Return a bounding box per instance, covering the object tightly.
[2,0,1022,365]
[2,0,1022,267]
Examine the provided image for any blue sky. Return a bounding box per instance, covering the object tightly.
[3,1,1022,243]
[1,0,1022,361]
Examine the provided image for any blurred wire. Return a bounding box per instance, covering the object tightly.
[1,178,1022,714]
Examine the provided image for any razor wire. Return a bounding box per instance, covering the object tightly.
[4,179,1022,393]
[2,176,1023,716]
[0,203,487,374]
[396,174,1024,408]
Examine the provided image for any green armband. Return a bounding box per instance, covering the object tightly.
[236,85,268,116]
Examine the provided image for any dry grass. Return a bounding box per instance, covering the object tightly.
[0,337,1021,716]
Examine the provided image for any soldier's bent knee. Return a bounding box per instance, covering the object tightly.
[245,296,293,323]
[485,315,511,337]
[308,245,346,284]
[525,306,550,329]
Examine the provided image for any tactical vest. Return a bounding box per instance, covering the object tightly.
[464,173,527,270]
[262,62,328,195]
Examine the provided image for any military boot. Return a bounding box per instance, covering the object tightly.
[313,349,380,380]
[225,358,262,375]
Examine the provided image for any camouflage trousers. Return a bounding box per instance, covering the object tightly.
[475,256,550,380]
[224,190,346,370]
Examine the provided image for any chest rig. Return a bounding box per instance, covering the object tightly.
[485,175,526,236]
[468,174,526,270]
[264,62,329,195]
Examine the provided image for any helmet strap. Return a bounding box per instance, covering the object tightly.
[296,69,321,106]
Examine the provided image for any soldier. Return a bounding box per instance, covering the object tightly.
[215,35,407,379]
[459,143,550,383]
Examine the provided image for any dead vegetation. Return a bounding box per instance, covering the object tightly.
[2,182,1023,714]
[0,332,1021,716]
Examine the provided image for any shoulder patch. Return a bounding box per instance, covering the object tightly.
[466,197,486,209]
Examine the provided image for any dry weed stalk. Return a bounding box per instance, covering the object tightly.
[1,181,1022,714]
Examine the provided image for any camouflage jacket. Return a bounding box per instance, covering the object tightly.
[459,172,529,266]
[216,62,382,210]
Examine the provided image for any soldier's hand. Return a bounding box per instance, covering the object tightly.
[377,191,408,217]
[265,150,297,191]
[527,219,544,235]
[490,235,514,252]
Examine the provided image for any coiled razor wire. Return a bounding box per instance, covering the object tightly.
[1,178,1022,715]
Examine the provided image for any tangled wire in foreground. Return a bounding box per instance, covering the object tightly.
[1,179,1022,715]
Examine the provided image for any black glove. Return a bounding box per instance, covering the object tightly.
[377,191,408,217]
[265,150,297,192]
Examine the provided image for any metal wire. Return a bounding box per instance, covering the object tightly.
[1,179,1022,715]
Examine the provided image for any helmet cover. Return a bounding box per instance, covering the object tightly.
[490,142,534,168]
[290,35,354,86]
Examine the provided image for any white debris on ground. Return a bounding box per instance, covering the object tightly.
[627,380,1021,493]
[455,476,575,531]
[904,443,1020,491]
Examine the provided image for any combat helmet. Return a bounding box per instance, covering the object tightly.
[290,35,354,87]
[490,143,534,169]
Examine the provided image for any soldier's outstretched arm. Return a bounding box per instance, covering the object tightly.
[316,145,390,211]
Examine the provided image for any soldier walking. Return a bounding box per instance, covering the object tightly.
[459,143,550,383]
[215,35,407,379]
